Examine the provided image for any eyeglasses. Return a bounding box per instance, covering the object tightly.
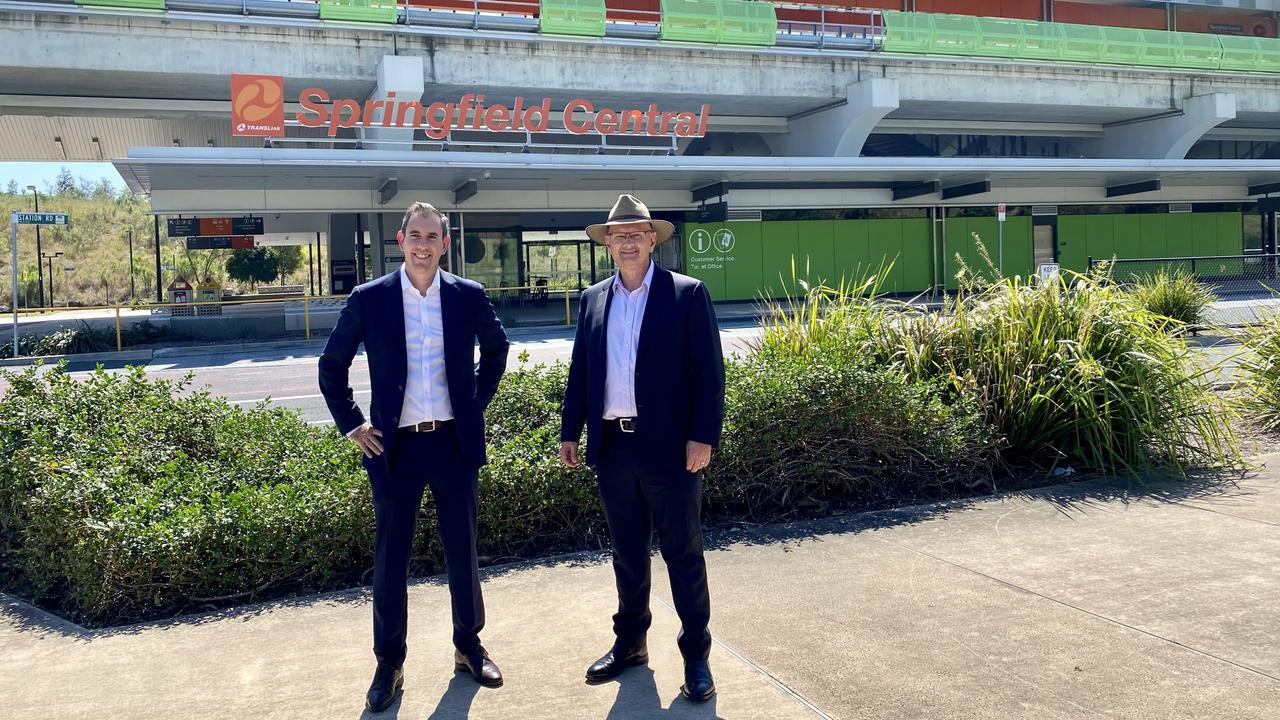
[605,231,652,245]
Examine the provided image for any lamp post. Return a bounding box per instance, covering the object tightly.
[42,252,63,306]
[26,185,44,307]
[127,228,136,302]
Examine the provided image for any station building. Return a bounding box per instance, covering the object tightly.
[8,0,1280,301]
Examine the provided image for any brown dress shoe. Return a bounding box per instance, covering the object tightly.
[455,646,503,688]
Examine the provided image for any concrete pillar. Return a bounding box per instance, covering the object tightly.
[765,79,899,157]
[328,214,359,294]
[1083,93,1236,160]
[360,55,425,151]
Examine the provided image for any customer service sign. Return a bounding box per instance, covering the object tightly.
[231,74,710,139]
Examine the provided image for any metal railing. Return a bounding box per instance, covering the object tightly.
[1088,253,1280,327]
[7,284,572,358]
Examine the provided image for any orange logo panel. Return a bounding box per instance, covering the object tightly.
[231,74,285,137]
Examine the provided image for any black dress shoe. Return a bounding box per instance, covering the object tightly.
[681,659,715,702]
[455,646,503,688]
[365,663,404,713]
[585,644,649,682]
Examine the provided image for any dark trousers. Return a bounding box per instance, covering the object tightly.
[367,426,484,668]
[597,422,712,661]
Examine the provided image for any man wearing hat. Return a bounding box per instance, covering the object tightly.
[559,194,726,701]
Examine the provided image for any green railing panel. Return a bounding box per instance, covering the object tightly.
[720,0,777,47]
[660,0,723,43]
[881,11,935,54]
[929,14,981,56]
[1137,28,1178,68]
[1217,35,1261,72]
[1100,26,1146,66]
[540,0,606,37]
[1019,21,1064,61]
[1058,22,1106,63]
[973,17,1024,59]
[1173,31,1223,70]
[76,0,165,9]
[319,0,398,24]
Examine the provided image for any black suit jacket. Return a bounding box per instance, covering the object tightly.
[318,269,509,472]
[560,264,725,469]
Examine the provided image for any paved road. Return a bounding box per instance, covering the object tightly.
[0,321,765,426]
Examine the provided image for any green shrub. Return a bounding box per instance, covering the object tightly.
[710,350,997,517]
[760,269,1240,475]
[1126,267,1216,331]
[1234,313,1280,433]
[0,320,181,359]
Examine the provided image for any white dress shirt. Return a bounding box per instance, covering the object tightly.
[399,265,453,427]
[603,261,654,420]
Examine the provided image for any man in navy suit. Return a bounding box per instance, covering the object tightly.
[559,194,726,702]
[319,202,509,712]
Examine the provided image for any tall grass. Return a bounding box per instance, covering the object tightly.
[1234,313,1280,433]
[758,255,1240,475]
[1125,267,1216,331]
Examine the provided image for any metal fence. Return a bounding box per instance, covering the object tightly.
[1087,253,1280,327]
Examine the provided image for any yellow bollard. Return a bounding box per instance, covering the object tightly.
[115,305,122,352]
[564,289,571,326]
[304,296,311,340]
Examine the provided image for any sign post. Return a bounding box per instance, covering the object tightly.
[10,212,69,357]
[996,203,1006,272]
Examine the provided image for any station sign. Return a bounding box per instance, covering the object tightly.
[13,212,69,225]
[185,236,256,250]
[231,74,711,139]
[168,216,264,237]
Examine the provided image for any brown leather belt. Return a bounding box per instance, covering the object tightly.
[400,419,453,433]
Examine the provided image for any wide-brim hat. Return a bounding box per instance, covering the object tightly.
[585,194,675,245]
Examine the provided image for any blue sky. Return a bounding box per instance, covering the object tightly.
[0,162,125,193]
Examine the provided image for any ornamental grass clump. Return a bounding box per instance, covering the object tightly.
[1125,267,1216,332]
[1233,312,1280,433]
[758,256,1240,475]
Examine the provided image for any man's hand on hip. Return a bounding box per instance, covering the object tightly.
[559,441,580,469]
[686,441,713,474]
[349,422,384,459]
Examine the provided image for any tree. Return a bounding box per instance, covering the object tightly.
[5,180,17,196]
[54,168,78,197]
[269,246,303,278]
[225,247,278,290]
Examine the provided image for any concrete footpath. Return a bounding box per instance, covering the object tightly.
[3,458,1279,720]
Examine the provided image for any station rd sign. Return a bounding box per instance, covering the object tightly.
[231,73,711,139]
[14,213,69,225]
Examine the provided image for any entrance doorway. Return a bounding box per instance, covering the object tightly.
[522,232,615,296]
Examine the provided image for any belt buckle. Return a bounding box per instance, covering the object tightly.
[417,420,439,432]
[619,418,637,433]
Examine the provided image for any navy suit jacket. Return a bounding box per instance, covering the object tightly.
[318,269,509,472]
[560,264,725,469]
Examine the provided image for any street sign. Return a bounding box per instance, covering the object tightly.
[997,203,1006,222]
[13,212,69,226]
[1039,262,1060,281]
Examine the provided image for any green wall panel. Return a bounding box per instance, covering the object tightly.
[868,219,905,293]
[1164,215,1194,273]
[1218,212,1243,255]
[1190,213,1219,257]
[899,218,934,292]
[1139,214,1167,258]
[1111,215,1142,259]
[794,220,835,288]
[682,223,726,300]
[832,219,872,289]
[722,222,763,301]
[760,221,799,298]
[1084,215,1114,264]
[1057,216,1087,273]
